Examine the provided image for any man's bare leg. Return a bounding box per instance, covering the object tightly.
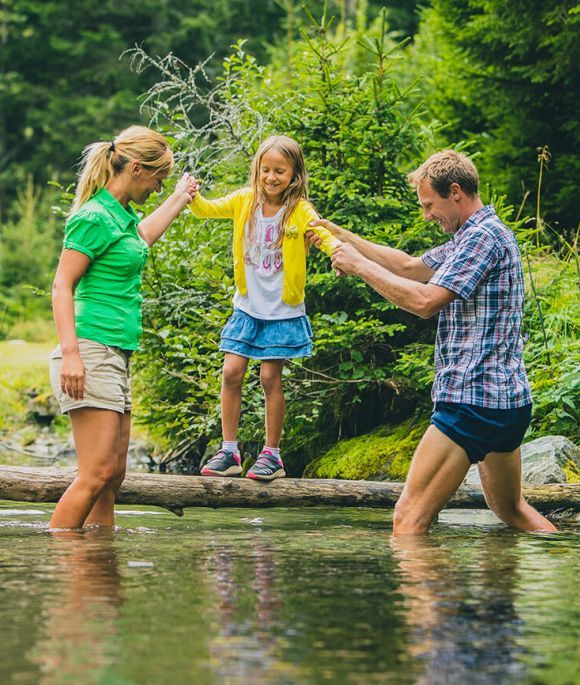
[478,449,557,532]
[393,425,471,535]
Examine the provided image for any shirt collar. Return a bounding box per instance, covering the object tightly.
[454,204,496,240]
[93,188,140,230]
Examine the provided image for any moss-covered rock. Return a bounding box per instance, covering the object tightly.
[303,415,429,481]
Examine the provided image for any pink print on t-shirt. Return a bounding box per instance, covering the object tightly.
[244,207,284,274]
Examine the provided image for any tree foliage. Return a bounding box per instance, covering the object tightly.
[132,10,440,472]
[405,0,580,231]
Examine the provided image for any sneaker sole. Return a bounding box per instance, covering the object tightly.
[200,466,243,477]
[246,469,286,482]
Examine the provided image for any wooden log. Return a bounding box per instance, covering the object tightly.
[0,466,578,516]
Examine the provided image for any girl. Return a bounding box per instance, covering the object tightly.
[191,135,340,481]
[49,125,197,529]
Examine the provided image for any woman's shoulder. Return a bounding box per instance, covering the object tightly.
[66,199,112,232]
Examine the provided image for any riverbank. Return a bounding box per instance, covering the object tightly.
[0,339,153,469]
[0,340,55,431]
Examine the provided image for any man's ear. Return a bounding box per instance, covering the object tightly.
[449,182,462,200]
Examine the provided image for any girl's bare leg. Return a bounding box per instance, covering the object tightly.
[221,353,249,441]
[260,360,285,448]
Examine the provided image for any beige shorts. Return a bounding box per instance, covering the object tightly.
[50,338,133,414]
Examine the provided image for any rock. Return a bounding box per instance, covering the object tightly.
[127,439,157,470]
[464,435,580,487]
[25,389,60,425]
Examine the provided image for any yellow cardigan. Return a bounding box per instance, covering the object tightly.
[190,188,340,306]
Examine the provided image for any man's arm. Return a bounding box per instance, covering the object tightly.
[331,243,456,319]
[308,218,435,282]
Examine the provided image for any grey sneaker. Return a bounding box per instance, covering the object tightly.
[200,449,242,477]
[246,450,286,481]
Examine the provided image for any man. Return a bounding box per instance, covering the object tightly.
[307,150,556,535]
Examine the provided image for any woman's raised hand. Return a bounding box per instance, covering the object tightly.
[174,172,199,207]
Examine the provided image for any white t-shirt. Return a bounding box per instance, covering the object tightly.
[233,205,306,320]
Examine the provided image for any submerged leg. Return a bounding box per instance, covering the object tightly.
[478,449,557,532]
[393,426,470,535]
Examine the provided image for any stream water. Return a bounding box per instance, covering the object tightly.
[1,495,578,685]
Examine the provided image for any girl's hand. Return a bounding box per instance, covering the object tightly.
[60,351,86,400]
[173,173,199,208]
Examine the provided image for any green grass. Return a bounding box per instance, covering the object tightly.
[0,339,151,443]
[0,340,55,431]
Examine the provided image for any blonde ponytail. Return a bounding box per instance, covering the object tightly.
[71,142,114,213]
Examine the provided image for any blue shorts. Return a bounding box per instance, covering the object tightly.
[431,402,533,464]
[220,308,313,360]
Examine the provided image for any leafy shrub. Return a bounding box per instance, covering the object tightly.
[130,11,440,472]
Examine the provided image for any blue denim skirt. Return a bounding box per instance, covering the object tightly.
[220,308,313,360]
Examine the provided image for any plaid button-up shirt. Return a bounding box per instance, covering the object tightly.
[422,205,532,408]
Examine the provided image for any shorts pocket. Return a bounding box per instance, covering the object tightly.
[78,339,114,373]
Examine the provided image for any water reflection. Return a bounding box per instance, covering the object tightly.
[1,504,577,685]
[391,533,526,685]
[30,528,122,685]
[203,540,301,684]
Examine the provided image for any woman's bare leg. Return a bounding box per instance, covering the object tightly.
[84,412,131,527]
[49,408,123,529]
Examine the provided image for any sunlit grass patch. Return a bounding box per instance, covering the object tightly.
[0,340,54,430]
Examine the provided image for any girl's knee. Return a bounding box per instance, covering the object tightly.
[222,362,246,388]
[260,366,283,394]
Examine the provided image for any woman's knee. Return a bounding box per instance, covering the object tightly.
[77,464,119,496]
[110,464,127,492]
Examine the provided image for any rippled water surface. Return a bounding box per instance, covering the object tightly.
[1,502,578,685]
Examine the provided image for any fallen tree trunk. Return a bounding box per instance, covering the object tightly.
[0,466,578,516]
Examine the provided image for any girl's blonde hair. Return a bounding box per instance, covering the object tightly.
[71,125,174,213]
[248,135,308,248]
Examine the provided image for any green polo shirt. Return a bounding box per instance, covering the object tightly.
[64,188,149,350]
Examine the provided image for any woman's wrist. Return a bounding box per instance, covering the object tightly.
[61,344,80,356]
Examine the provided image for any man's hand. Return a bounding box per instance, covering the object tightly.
[305,218,343,250]
[331,243,367,276]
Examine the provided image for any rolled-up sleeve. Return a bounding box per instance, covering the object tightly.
[428,229,499,300]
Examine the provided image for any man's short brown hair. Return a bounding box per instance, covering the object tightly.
[408,150,479,198]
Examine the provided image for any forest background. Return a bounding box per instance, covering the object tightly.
[1,0,578,478]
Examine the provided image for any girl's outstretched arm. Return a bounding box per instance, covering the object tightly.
[299,203,341,257]
[190,188,241,220]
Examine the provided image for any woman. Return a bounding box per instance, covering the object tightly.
[49,125,196,529]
